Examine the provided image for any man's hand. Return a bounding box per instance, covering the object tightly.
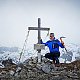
[60,38,64,45]
[40,39,42,44]
[60,37,68,52]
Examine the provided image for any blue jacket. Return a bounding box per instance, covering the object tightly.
[41,38,64,53]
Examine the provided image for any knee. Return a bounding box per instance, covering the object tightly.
[45,54,48,58]
[45,53,50,58]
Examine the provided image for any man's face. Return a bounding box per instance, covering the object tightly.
[50,34,54,40]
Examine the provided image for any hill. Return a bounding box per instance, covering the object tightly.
[0,57,80,80]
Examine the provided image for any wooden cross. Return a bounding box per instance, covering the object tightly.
[28,18,50,62]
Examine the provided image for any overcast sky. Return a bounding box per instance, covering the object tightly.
[0,0,80,47]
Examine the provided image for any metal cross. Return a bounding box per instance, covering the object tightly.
[28,18,50,62]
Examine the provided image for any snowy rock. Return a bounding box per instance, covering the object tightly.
[16,67,22,73]
[42,57,50,63]
[2,58,15,67]
[36,64,42,70]
[42,63,51,73]
[75,56,80,60]
[0,63,4,68]
[9,70,15,76]
[0,57,80,80]
[14,72,19,77]
[32,57,38,63]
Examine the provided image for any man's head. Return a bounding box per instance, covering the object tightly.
[50,33,55,40]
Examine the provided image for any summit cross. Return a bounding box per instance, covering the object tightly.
[28,18,50,62]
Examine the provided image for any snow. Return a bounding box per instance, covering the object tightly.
[0,43,80,67]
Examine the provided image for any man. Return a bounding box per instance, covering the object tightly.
[40,33,64,64]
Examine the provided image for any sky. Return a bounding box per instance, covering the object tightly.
[0,0,80,48]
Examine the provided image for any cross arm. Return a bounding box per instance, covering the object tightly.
[28,27,50,31]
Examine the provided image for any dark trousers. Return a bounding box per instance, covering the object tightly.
[45,52,60,64]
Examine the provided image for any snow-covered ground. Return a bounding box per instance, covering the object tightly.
[0,43,80,68]
[59,43,80,63]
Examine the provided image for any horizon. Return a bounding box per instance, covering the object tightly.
[0,0,80,48]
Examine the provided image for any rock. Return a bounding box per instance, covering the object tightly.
[67,75,79,79]
[1,71,6,75]
[2,58,15,67]
[75,56,80,60]
[0,58,80,80]
[36,64,42,70]
[0,63,4,68]
[16,67,22,73]
[32,57,38,64]
[23,59,30,65]
[27,71,37,78]
[42,57,47,62]
[42,63,51,73]
[20,72,27,79]
[55,67,65,71]
[42,57,50,63]
[9,70,15,76]
[14,72,19,77]
[67,71,79,79]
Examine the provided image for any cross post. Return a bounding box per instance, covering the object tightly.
[28,18,50,63]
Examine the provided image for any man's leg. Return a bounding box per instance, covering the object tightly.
[45,53,52,59]
[55,57,59,64]
[50,53,56,64]
[45,53,55,61]
[54,52,60,64]
[52,58,55,64]
[45,53,60,64]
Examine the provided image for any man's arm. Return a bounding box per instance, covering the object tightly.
[40,39,48,46]
[59,38,65,48]
[56,38,64,48]
[60,38,68,52]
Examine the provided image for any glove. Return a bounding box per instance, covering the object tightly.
[60,38,64,45]
[40,39,43,43]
